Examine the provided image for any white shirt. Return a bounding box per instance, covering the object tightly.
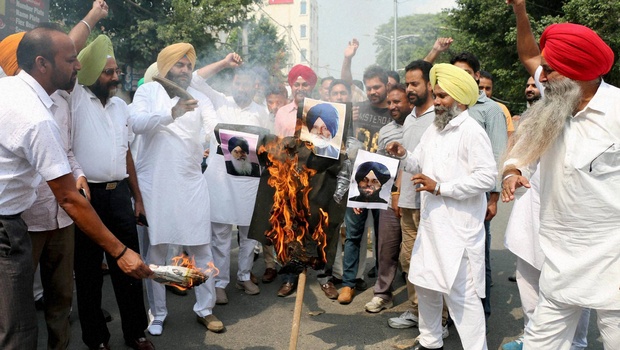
[130,82,214,245]
[70,83,133,182]
[399,105,435,209]
[22,90,84,231]
[191,73,267,226]
[515,80,620,309]
[403,110,496,295]
[0,72,71,215]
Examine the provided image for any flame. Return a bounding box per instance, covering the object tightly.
[168,254,219,290]
[261,139,329,268]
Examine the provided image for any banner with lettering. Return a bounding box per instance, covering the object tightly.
[0,0,49,40]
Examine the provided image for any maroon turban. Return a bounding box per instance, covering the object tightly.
[287,64,317,88]
[540,23,614,81]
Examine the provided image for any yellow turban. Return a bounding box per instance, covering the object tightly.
[77,35,115,86]
[156,43,196,78]
[143,62,159,83]
[0,32,25,76]
[429,63,479,107]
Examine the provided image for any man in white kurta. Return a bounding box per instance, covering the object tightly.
[191,53,270,302]
[503,7,619,349]
[130,43,223,334]
[387,63,496,350]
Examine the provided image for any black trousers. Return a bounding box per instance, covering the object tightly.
[0,214,37,350]
[74,180,147,347]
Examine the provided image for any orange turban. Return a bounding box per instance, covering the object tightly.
[540,23,615,81]
[157,43,196,78]
[288,64,317,88]
[0,32,26,76]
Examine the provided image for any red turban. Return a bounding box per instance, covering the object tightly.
[287,64,317,88]
[540,23,614,81]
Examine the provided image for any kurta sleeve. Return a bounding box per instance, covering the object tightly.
[130,84,175,133]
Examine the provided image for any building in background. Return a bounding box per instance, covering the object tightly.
[255,0,318,73]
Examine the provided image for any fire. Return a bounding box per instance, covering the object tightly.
[163,254,219,290]
[260,139,329,269]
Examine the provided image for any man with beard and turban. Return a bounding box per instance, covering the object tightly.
[349,161,391,204]
[130,43,224,335]
[191,53,269,302]
[225,136,260,177]
[388,60,448,334]
[501,1,619,349]
[275,64,318,138]
[306,103,340,158]
[386,63,496,350]
[69,34,154,350]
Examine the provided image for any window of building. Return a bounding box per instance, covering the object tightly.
[300,24,307,38]
[300,0,307,15]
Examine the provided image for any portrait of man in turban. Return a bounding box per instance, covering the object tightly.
[225,136,261,177]
[349,161,391,204]
[305,103,340,159]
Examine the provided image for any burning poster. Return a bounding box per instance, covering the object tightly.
[347,150,399,210]
[298,98,346,160]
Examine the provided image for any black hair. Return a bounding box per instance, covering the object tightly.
[450,52,481,74]
[386,70,400,84]
[17,26,63,72]
[362,65,388,85]
[328,79,351,94]
[404,60,433,83]
[479,70,493,82]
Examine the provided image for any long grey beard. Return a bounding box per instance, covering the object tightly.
[434,104,463,130]
[231,157,253,175]
[504,78,582,169]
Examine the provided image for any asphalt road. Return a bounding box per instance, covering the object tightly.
[37,201,604,349]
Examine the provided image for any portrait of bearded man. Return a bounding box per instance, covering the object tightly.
[225,136,260,177]
[349,161,391,204]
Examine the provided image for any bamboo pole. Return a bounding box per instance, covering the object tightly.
[289,269,307,350]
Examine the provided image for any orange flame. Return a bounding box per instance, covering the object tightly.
[169,254,219,290]
[261,139,329,267]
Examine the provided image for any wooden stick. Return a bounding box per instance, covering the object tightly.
[289,269,307,350]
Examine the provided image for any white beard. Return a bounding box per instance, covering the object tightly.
[434,103,463,130]
[504,78,582,169]
[231,157,253,175]
[311,135,331,148]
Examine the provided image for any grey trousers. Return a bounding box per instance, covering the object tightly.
[0,214,37,350]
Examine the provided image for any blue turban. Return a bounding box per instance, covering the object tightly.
[355,161,391,185]
[228,136,249,154]
[306,103,339,137]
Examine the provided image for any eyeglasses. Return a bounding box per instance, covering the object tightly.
[102,68,122,76]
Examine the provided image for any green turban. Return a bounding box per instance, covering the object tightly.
[156,43,196,78]
[429,63,479,107]
[77,35,115,86]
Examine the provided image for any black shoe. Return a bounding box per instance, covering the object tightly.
[329,276,343,285]
[367,266,377,278]
[102,308,113,322]
[508,274,517,282]
[354,278,368,291]
[166,284,188,296]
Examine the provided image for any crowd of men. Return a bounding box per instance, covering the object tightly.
[0,0,618,349]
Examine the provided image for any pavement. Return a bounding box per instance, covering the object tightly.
[37,201,604,349]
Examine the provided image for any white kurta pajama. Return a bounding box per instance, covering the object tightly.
[191,73,269,286]
[402,110,496,350]
[130,81,217,320]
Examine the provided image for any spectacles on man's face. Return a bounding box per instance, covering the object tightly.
[102,68,122,76]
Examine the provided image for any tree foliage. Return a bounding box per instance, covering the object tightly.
[375,0,620,114]
[50,0,260,69]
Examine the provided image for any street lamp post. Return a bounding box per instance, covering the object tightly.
[374,34,420,71]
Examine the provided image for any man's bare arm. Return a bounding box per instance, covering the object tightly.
[424,37,453,63]
[47,173,152,279]
[195,52,242,80]
[507,0,540,76]
[340,38,359,85]
[68,0,109,53]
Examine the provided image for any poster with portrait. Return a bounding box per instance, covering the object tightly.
[347,150,400,210]
[298,97,346,160]
[217,128,262,178]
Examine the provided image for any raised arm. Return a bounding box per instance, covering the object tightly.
[424,37,453,64]
[340,38,359,85]
[68,0,109,53]
[507,0,541,76]
[195,52,242,80]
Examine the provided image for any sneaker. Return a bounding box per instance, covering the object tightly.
[147,319,163,336]
[235,280,260,295]
[215,287,228,305]
[501,336,524,350]
[197,314,224,333]
[364,296,393,313]
[388,310,419,329]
